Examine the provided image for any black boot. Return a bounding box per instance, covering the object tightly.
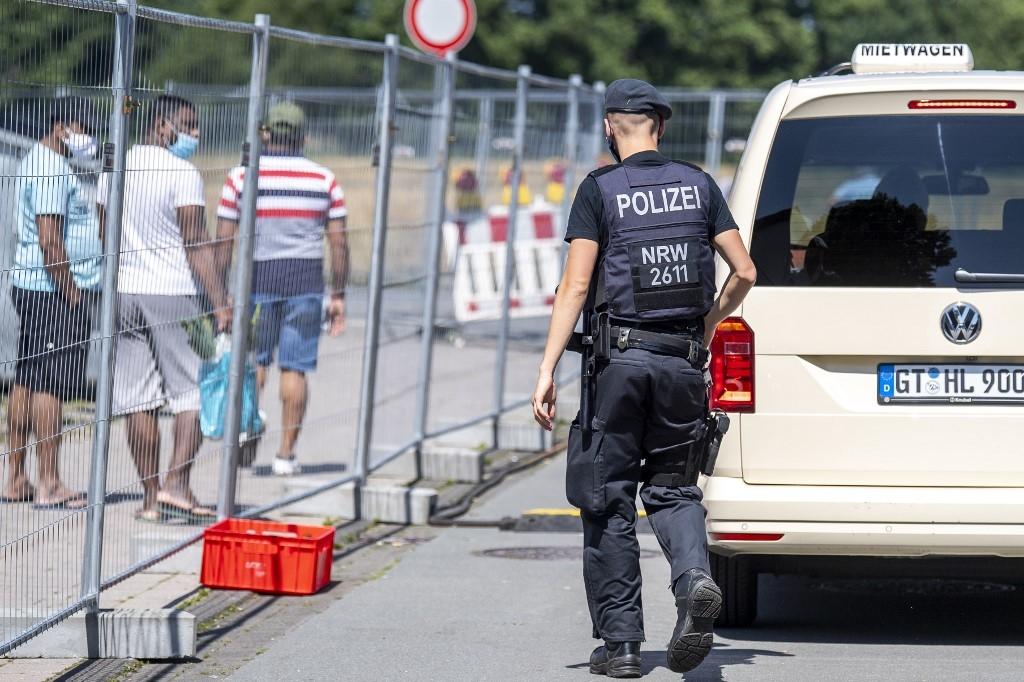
[666,568,722,673]
[589,641,642,678]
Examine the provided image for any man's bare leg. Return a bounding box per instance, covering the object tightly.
[127,409,161,511]
[3,385,34,500]
[279,370,308,458]
[32,391,81,504]
[160,410,206,511]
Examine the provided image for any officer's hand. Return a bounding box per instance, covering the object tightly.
[532,371,557,431]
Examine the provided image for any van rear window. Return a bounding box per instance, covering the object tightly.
[750,115,1024,288]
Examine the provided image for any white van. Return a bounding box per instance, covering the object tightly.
[705,44,1024,626]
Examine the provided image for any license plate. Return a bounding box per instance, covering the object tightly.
[878,364,1024,405]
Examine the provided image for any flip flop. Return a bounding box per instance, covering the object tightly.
[32,493,88,510]
[0,492,35,503]
[157,495,215,524]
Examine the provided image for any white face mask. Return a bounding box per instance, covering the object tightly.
[63,132,97,160]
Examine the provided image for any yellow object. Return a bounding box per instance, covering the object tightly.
[502,183,532,205]
[522,507,647,518]
[545,181,565,204]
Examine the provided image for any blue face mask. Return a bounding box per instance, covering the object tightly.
[168,128,199,160]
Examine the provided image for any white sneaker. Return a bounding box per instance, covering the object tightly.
[272,455,301,476]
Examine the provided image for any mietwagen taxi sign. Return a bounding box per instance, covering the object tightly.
[851,43,974,74]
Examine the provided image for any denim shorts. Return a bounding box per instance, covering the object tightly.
[251,292,323,373]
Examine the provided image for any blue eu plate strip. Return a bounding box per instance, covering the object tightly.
[878,364,895,398]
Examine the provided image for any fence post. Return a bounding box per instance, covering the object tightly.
[554,75,581,392]
[491,65,530,449]
[217,14,270,520]
[354,34,400,493]
[81,0,136,609]
[591,81,606,164]
[473,94,493,203]
[704,91,726,177]
[557,75,581,269]
[412,53,456,470]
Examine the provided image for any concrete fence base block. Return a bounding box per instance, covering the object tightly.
[421,445,485,483]
[5,609,195,659]
[362,483,437,525]
[278,478,437,525]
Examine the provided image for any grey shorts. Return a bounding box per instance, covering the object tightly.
[114,294,203,416]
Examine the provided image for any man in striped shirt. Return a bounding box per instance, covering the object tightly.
[216,102,348,476]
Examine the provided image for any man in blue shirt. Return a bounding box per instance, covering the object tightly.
[2,97,102,508]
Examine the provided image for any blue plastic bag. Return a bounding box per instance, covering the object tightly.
[199,335,263,440]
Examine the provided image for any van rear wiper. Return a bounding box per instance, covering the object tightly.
[955,268,1024,284]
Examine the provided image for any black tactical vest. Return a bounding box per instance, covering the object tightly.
[589,161,717,322]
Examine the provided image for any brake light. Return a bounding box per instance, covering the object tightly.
[908,99,1016,110]
[709,317,754,412]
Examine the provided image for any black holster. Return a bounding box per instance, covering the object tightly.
[700,411,731,476]
[641,410,731,487]
[568,312,611,439]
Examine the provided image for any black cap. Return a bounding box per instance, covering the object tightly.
[51,96,102,135]
[604,78,672,120]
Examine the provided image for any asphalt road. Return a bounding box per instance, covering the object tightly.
[227,456,1024,681]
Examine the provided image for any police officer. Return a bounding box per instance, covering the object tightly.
[532,79,757,678]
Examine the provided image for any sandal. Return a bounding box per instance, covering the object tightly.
[157,492,216,524]
[32,493,88,510]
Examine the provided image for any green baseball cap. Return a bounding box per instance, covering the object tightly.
[266,102,305,130]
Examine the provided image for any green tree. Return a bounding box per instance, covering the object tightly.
[807,0,1024,74]
[5,0,1024,92]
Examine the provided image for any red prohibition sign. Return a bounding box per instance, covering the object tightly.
[404,0,477,57]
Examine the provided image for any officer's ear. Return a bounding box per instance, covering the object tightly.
[603,117,613,140]
[657,116,666,140]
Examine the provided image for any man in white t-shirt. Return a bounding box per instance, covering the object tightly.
[98,94,229,523]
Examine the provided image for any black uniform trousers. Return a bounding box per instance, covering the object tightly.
[566,346,710,643]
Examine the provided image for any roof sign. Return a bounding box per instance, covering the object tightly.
[851,43,974,75]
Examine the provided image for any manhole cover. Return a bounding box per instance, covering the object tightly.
[812,578,1016,596]
[476,546,660,561]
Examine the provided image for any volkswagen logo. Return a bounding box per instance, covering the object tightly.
[941,302,982,344]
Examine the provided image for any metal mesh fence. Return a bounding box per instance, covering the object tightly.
[421,65,519,450]
[0,0,766,656]
[0,0,116,652]
[228,32,384,516]
[366,51,439,472]
[499,79,573,450]
[93,6,256,589]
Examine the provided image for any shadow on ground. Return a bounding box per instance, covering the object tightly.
[566,643,790,681]
[725,574,1024,647]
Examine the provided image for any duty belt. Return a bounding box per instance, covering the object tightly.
[568,325,708,367]
[609,326,709,367]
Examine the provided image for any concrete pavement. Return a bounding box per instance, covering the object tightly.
[227,452,1024,681]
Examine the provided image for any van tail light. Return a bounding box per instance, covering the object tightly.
[709,317,754,413]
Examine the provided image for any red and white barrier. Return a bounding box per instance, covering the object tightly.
[447,199,563,323]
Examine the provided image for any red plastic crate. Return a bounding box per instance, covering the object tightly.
[201,518,334,595]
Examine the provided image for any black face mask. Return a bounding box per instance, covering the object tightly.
[607,136,621,164]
